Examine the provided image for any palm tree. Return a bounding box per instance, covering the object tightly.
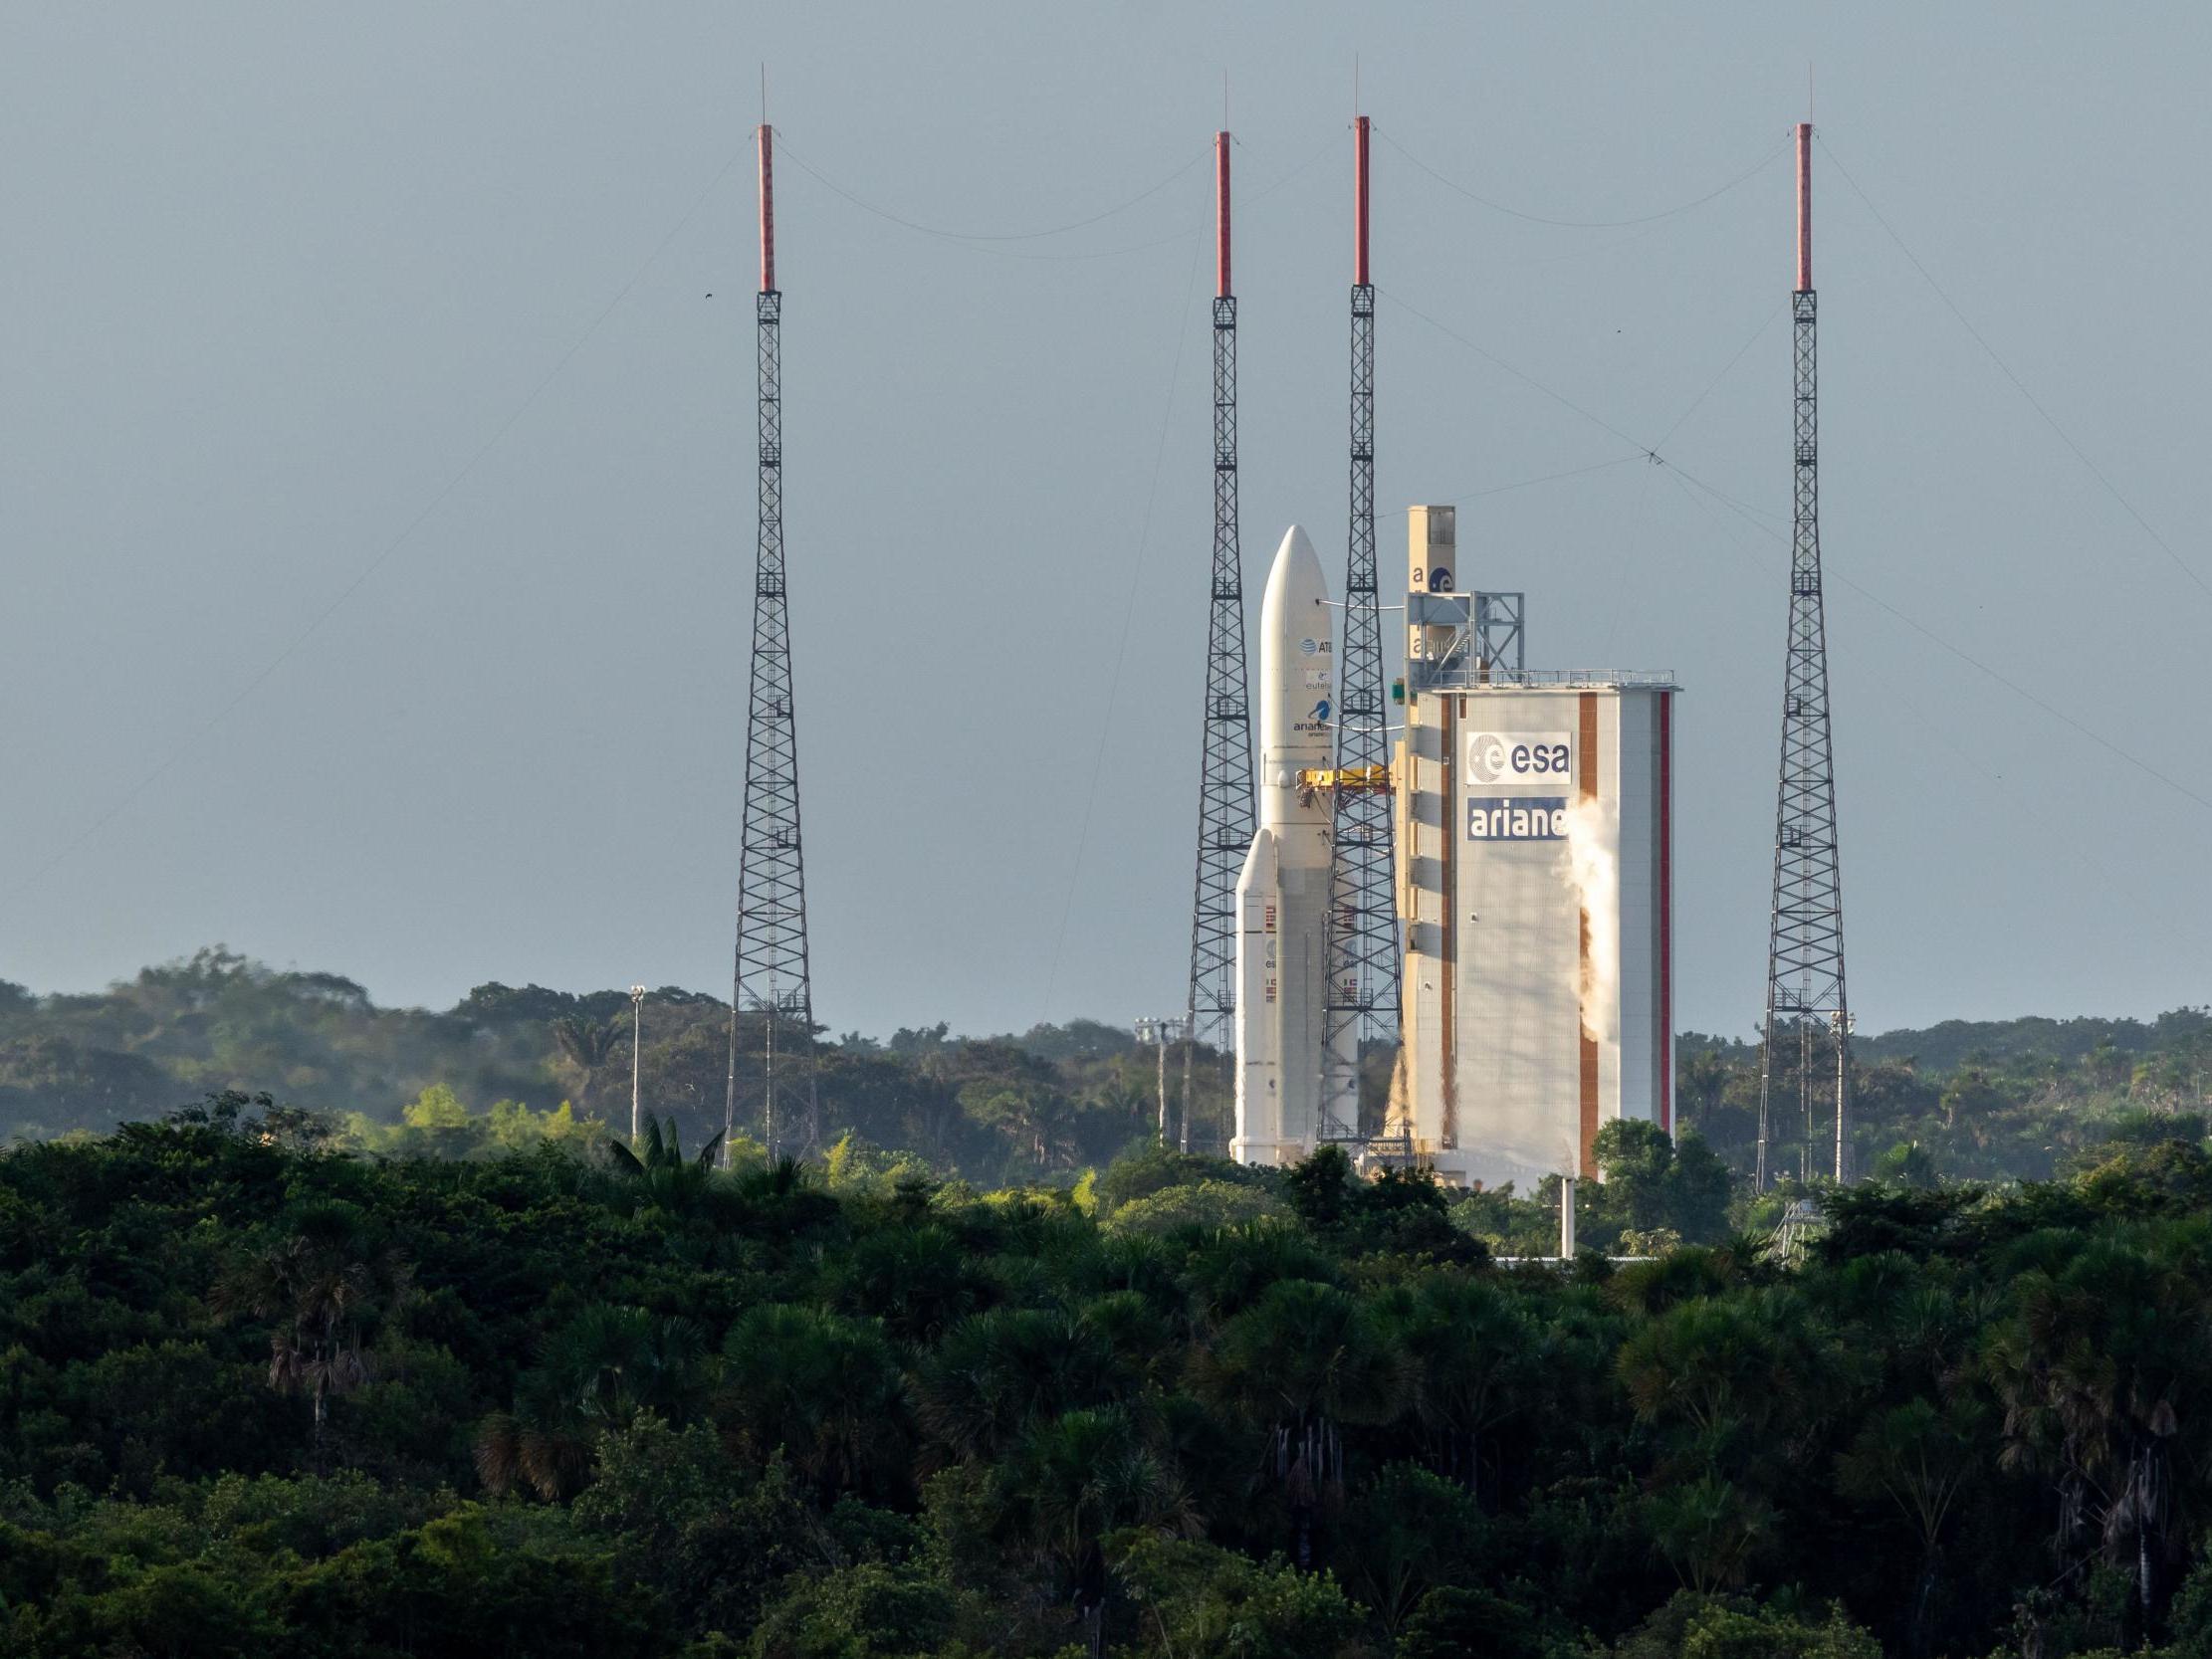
[1815,1252,1982,1395]
[607,1114,725,1213]
[1838,1396,1988,1655]
[552,1012,627,1109]
[992,1405,1196,1649]
[214,1201,411,1459]
[1179,1219,1336,1327]
[1982,1239,2207,1629]
[1679,1048,1732,1129]
[914,1306,1123,1465]
[910,1058,964,1162]
[833,1223,987,1345]
[1616,1287,1838,1461]
[1376,1272,1535,1503]
[1646,1473,1775,1595]
[1606,1244,1746,1318]
[1071,1291,1174,1387]
[1335,1461,1485,1637]
[718,1304,910,1500]
[539,1304,708,1423]
[475,1304,708,1500]
[1200,1278,1408,1565]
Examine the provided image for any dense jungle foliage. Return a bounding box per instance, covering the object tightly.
[9,1106,2212,1656]
[4,948,2209,1194]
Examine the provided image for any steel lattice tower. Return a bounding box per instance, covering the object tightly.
[1757,123,1850,1189]
[1321,114,1399,1139]
[1185,131,1253,1098]
[724,123,816,1162]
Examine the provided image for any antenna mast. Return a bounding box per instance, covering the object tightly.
[1184,129,1254,1150]
[1321,112,1399,1139]
[1757,122,1851,1188]
[725,120,818,1164]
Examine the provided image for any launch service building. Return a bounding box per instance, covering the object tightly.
[1228,508,1678,1190]
[1382,507,1677,1189]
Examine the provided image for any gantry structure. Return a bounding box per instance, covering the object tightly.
[726,122,818,1161]
[1321,114,1401,1140]
[1758,122,1851,1188]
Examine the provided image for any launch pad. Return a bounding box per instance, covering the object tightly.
[1231,508,1678,1191]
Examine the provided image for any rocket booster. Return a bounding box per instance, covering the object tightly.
[1231,526,1348,1165]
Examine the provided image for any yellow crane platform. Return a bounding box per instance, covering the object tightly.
[1295,764,1393,794]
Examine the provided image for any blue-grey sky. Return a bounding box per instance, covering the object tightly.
[3,3,2207,1039]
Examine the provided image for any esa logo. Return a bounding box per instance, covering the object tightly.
[1464,730,1573,786]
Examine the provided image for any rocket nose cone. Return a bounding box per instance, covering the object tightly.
[1275,522,1319,574]
[1255,524,1333,797]
[1263,524,1329,612]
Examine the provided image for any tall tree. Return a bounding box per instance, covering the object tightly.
[551,1013,626,1109]
[476,1306,709,1501]
[717,1305,910,1501]
[214,1201,410,1458]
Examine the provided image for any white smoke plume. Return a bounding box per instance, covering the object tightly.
[1559,798,1619,1048]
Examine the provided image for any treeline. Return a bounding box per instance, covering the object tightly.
[3,948,2209,1194]
[9,1108,2212,1655]
[1680,1009,2212,1188]
[0,948,1221,1182]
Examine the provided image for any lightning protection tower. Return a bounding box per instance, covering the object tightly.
[1757,122,1851,1188]
[1321,113,1399,1140]
[1184,130,1253,1145]
[725,121,817,1163]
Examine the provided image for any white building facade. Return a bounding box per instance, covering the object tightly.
[1386,508,1677,1188]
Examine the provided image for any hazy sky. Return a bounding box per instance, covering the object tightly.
[4,3,2208,1040]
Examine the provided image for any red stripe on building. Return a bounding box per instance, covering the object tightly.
[1578,693,1600,1177]
[1658,694,1673,1138]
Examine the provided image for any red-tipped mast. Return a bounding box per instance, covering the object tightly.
[1795,121,1812,293]
[1216,131,1232,298]
[1353,114,1371,286]
[758,124,776,294]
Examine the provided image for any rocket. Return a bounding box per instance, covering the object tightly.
[1231,525,1353,1165]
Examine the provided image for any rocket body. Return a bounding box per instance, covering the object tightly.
[1232,526,1348,1165]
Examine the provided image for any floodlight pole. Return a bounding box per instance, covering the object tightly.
[628,985,647,1142]
[1134,1017,1187,1141]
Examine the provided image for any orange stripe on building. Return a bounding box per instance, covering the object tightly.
[1439,696,1458,1148]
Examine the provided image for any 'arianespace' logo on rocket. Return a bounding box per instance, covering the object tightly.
[1465,730,1572,786]
[1468,797,1568,841]
[1294,698,1332,734]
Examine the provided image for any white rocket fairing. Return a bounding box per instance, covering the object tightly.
[1231,525,1350,1165]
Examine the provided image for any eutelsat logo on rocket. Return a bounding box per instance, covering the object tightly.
[1465,730,1573,786]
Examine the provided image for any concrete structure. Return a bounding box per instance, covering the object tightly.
[1230,525,1354,1165]
[1386,509,1677,1189]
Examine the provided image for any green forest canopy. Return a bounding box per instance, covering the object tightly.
[9,1109,2212,1655]
[4,949,2212,1653]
